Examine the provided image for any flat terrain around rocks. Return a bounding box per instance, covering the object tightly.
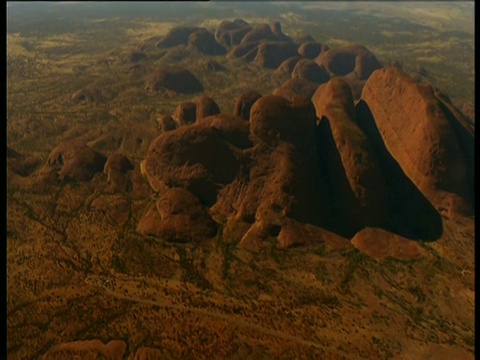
[7,4,474,359]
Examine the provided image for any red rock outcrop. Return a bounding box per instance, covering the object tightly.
[195,95,221,120]
[48,140,107,181]
[143,124,240,204]
[298,42,329,59]
[197,114,253,149]
[275,56,303,75]
[273,78,319,101]
[144,67,203,94]
[316,44,381,80]
[360,67,473,217]
[172,101,197,126]
[240,24,279,45]
[215,19,252,47]
[135,42,465,247]
[312,78,389,236]
[187,28,226,55]
[226,42,260,62]
[137,188,217,243]
[212,95,334,246]
[291,59,330,84]
[342,71,367,100]
[254,41,299,69]
[351,227,425,260]
[270,21,292,42]
[355,99,443,240]
[233,90,262,120]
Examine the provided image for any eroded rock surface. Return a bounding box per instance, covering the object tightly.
[360,67,473,218]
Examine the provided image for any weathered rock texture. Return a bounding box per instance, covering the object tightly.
[360,67,473,218]
[298,42,329,59]
[316,44,381,80]
[275,56,303,75]
[233,90,263,120]
[187,28,226,55]
[291,59,330,84]
[273,78,319,101]
[195,95,221,121]
[135,49,472,247]
[215,19,252,47]
[312,78,389,237]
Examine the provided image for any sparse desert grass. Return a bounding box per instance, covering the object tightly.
[6,7,474,359]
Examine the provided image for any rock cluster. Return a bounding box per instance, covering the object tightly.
[136,66,473,247]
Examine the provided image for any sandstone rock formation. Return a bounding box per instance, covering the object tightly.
[137,188,217,242]
[172,101,197,126]
[197,114,253,149]
[316,44,381,80]
[241,24,280,45]
[275,56,303,75]
[134,36,471,247]
[351,227,425,260]
[226,42,260,62]
[312,78,389,236]
[273,78,319,101]
[195,95,221,121]
[298,41,329,59]
[144,67,203,94]
[187,28,226,55]
[143,124,240,205]
[215,19,252,47]
[360,67,473,218]
[269,21,292,42]
[291,59,330,84]
[254,41,299,69]
[233,90,262,120]
[48,140,107,181]
[214,95,334,247]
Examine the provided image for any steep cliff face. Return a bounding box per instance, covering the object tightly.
[360,67,473,218]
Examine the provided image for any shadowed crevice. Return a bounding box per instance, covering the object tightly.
[316,117,367,238]
[435,97,475,213]
[355,100,443,241]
